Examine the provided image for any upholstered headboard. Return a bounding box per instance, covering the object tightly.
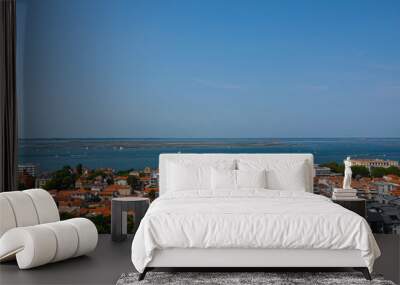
[159,153,314,195]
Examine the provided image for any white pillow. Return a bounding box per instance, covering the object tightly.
[167,162,210,191]
[166,160,235,192]
[238,159,307,191]
[236,169,267,189]
[211,168,236,190]
[267,161,307,191]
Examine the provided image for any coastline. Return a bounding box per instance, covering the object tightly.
[18,138,400,173]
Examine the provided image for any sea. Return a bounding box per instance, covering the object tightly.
[18,138,400,173]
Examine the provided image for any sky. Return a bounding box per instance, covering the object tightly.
[17,0,400,138]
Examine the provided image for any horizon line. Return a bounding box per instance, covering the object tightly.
[18,137,400,140]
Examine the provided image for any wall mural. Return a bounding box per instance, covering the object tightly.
[17,0,400,234]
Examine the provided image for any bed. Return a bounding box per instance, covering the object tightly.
[131,154,380,280]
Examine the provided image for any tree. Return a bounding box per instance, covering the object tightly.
[87,215,111,234]
[18,172,35,189]
[18,182,27,190]
[147,190,157,201]
[371,167,387,178]
[320,162,344,174]
[386,166,400,176]
[60,212,76,220]
[127,175,139,189]
[351,166,370,178]
[116,169,133,176]
[76,163,83,176]
[43,165,76,190]
[87,170,106,180]
[371,166,400,178]
[106,177,114,185]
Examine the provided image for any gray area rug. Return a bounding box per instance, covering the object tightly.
[116,272,396,285]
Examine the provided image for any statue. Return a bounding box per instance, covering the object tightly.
[343,156,352,189]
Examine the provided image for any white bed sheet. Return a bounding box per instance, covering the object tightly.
[131,190,380,273]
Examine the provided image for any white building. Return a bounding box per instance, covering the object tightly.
[114,176,128,186]
[17,164,37,177]
[351,159,399,169]
[374,181,399,195]
[314,165,333,176]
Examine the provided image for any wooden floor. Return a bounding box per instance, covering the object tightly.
[0,234,398,285]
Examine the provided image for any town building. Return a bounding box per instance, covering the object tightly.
[313,165,341,177]
[314,165,332,176]
[35,172,52,188]
[374,181,399,195]
[144,167,152,174]
[129,170,140,177]
[17,163,37,177]
[350,159,399,169]
[103,184,132,196]
[114,176,128,186]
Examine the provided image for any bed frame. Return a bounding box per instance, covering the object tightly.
[138,154,372,281]
[139,267,371,281]
[139,248,371,280]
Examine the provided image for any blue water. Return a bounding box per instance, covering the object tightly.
[18,138,400,173]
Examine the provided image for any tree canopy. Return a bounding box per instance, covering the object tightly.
[127,175,139,188]
[43,165,76,190]
[371,166,400,178]
[320,162,344,174]
[351,166,370,178]
[321,161,400,179]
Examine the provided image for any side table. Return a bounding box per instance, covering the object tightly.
[111,197,150,241]
[332,198,366,218]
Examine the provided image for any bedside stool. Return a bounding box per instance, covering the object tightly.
[111,197,150,242]
[332,198,366,218]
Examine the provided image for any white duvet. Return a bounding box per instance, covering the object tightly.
[131,190,380,273]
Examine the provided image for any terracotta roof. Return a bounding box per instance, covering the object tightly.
[144,187,159,193]
[99,192,114,196]
[384,174,400,184]
[390,188,400,197]
[80,208,89,215]
[115,176,128,180]
[103,184,130,192]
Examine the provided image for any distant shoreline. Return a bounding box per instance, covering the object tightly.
[18,137,400,149]
[19,140,289,148]
[18,138,400,172]
[18,137,400,140]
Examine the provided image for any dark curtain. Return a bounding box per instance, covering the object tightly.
[0,0,17,192]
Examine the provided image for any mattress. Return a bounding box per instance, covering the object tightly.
[131,190,380,273]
